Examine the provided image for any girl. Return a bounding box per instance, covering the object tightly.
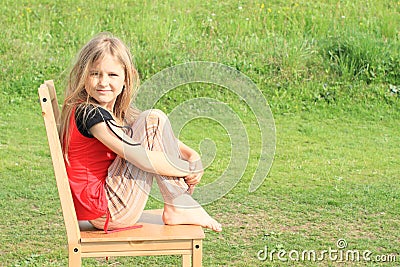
[59,33,222,232]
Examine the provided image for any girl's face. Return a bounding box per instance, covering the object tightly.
[85,54,126,111]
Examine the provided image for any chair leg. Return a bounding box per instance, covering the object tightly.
[182,254,191,267]
[192,239,202,267]
[69,245,82,267]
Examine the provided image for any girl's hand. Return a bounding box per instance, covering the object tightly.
[178,140,204,192]
[185,158,203,194]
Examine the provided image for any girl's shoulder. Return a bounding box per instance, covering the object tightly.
[75,103,113,121]
[75,104,114,137]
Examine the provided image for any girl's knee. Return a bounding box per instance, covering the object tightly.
[143,109,167,118]
[140,109,168,124]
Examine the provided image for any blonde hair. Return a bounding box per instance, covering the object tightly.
[60,33,140,160]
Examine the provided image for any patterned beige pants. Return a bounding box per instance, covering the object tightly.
[90,109,189,230]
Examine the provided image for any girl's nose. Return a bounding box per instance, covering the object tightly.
[99,74,110,86]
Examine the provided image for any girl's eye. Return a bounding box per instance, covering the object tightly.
[109,73,118,77]
[90,72,99,77]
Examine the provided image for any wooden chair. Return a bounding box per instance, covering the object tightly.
[38,80,205,266]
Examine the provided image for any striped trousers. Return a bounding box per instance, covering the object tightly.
[90,109,189,230]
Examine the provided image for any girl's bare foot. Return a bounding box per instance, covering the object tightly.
[162,194,222,232]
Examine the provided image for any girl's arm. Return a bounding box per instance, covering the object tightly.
[90,121,191,177]
[178,140,201,162]
[178,140,204,186]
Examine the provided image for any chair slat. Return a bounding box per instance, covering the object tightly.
[38,83,81,246]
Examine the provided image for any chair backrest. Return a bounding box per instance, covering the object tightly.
[38,80,81,245]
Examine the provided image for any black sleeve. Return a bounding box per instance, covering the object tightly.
[75,104,114,138]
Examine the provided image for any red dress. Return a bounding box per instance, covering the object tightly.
[65,105,116,220]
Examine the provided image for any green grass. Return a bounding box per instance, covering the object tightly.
[1,0,399,266]
[1,100,399,266]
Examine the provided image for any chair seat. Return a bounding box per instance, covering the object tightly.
[78,210,205,259]
[80,209,205,242]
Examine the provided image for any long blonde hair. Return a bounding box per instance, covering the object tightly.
[60,33,140,160]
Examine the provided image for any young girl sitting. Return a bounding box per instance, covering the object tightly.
[59,33,222,232]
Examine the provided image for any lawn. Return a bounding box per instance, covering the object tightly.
[0,0,399,266]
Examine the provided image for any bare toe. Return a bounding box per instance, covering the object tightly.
[207,219,222,232]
